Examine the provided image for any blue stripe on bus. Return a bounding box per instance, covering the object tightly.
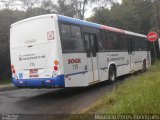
[65,71,88,76]
[58,15,101,29]
[12,75,65,87]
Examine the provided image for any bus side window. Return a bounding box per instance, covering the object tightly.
[71,25,82,38]
[145,39,149,51]
[119,34,128,51]
[105,31,112,50]
[60,24,71,51]
[134,36,145,51]
[60,23,84,52]
[126,35,133,53]
[109,32,120,51]
[99,30,106,51]
[70,25,84,51]
[60,24,71,39]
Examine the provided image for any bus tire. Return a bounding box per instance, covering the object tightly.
[109,65,116,82]
[141,60,146,72]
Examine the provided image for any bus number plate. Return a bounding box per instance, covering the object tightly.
[29,69,38,74]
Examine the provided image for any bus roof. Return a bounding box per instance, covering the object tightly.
[11,14,55,27]
[11,14,147,38]
[58,15,147,38]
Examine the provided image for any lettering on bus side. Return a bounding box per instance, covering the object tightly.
[68,58,81,64]
[19,54,46,61]
[73,64,78,69]
[110,57,124,61]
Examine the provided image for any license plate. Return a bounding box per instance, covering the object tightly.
[29,69,38,74]
[30,74,39,78]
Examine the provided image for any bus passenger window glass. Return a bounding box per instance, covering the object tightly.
[104,31,110,50]
[60,23,84,52]
[134,37,146,51]
[119,34,128,50]
[98,41,103,49]
[145,39,149,51]
[107,32,119,50]
[142,38,147,50]
[71,26,82,38]
[60,24,71,39]
[112,33,119,50]
[106,32,112,50]
[100,31,111,50]
[126,36,133,52]
[99,31,107,50]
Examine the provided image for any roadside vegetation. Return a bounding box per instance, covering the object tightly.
[0,78,11,85]
[70,61,160,119]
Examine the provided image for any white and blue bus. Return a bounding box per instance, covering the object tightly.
[10,14,151,88]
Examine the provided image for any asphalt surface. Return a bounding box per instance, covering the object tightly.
[0,76,129,119]
[0,84,17,92]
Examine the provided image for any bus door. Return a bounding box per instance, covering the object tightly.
[84,33,99,83]
[128,38,134,72]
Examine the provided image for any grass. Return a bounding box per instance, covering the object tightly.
[69,61,160,120]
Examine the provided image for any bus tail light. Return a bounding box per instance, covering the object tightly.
[54,60,59,65]
[11,65,16,73]
[12,69,16,73]
[54,66,58,71]
[11,65,14,69]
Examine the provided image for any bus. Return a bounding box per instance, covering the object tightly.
[10,14,151,88]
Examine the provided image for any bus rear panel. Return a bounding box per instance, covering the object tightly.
[10,15,65,88]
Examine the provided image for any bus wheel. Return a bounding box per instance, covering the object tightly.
[109,65,116,82]
[141,60,146,72]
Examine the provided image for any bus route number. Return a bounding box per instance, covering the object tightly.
[73,64,78,69]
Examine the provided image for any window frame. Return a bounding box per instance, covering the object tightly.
[59,22,85,53]
[118,34,128,52]
[99,30,123,52]
[132,36,147,51]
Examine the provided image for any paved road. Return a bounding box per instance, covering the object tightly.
[0,76,128,118]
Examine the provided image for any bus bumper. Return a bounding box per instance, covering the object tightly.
[12,75,65,88]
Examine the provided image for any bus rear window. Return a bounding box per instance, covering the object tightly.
[60,23,84,52]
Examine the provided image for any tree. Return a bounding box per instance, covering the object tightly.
[68,0,88,19]
[24,7,49,18]
[55,0,89,19]
[89,0,155,34]
[18,0,41,10]
[91,0,114,9]
[55,0,76,17]
[0,9,25,79]
[41,0,57,13]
